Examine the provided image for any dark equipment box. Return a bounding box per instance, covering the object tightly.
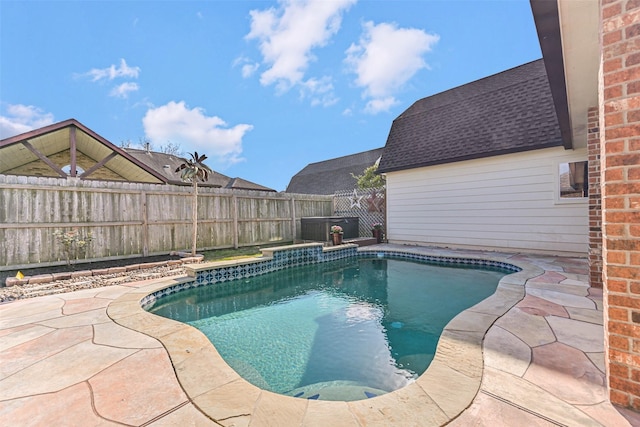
[300,216,359,241]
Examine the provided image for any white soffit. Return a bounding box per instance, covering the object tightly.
[557,0,599,149]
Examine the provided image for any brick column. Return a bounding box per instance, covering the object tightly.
[600,0,640,410]
[588,107,603,289]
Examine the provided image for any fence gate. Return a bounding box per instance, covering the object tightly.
[333,187,385,238]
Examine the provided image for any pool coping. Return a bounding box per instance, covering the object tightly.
[108,244,543,426]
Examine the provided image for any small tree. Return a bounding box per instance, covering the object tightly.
[160,141,182,156]
[351,158,386,189]
[53,228,93,267]
[175,152,212,256]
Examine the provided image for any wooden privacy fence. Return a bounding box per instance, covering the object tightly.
[0,175,332,270]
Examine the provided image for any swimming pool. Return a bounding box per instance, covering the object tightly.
[146,251,513,401]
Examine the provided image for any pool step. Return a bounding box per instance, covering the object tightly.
[286,381,389,401]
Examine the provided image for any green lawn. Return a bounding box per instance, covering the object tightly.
[201,242,293,262]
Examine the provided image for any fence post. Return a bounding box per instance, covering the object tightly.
[141,191,148,256]
[290,196,296,242]
[232,194,239,249]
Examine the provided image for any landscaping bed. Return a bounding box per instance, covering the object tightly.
[0,254,204,303]
[0,244,285,304]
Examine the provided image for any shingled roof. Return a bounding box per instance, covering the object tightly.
[125,148,276,192]
[286,148,384,195]
[377,59,563,173]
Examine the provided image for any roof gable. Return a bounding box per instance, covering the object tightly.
[286,148,384,195]
[225,177,276,192]
[0,120,276,191]
[378,59,563,173]
[0,119,166,183]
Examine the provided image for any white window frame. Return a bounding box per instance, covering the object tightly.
[554,158,588,204]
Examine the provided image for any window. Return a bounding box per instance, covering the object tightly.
[559,161,587,199]
[62,164,85,176]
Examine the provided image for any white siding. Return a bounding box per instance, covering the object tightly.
[385,147,588,255]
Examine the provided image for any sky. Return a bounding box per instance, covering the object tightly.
[0,0,542,191]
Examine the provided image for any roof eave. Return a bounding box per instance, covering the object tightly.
[377,142,564,174]
[0,118,78,147]
[1,119,169,184]
[530,0,573,150]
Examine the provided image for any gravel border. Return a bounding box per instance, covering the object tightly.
[0,257,202,304]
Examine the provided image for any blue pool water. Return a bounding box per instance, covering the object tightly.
[148,256,507,401]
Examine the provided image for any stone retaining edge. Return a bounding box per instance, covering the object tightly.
[4,255,204,287]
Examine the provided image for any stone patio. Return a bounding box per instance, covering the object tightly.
[1,245,639,426]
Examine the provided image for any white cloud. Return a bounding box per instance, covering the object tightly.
[80,58,141,82]
[110,82,139,99]
[345,21,439,114]
[242,62,260,78]
[232,56,260,78]
[245,0,355,102]
[142,101,253,167]
[301,76,338,107]
[0,104,55,139]
[364,97,398,114]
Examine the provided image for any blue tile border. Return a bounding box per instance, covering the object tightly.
[356,248,522,273]
[141,244,520,310]
[141,243,357,309]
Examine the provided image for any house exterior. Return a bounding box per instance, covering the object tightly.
[286,148,384,195]
[378,0,639,412]
[530,0,640,412]
[0,119,274,192]
[377,59,588,255]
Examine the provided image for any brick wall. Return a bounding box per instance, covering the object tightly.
[588,107,603,289]
[600,0,640,410]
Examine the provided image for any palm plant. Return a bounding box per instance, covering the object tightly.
[175,152,213,256]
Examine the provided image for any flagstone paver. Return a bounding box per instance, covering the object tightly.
[481,367,604,426]
[0,245,636,426]
[0,340,135,401]
[493,307,556,347]
[302,400,359,427]
[62,297,111,315]
[483,326,531,377]
[0,323,55,352]
[0,382,120,427]
[447,391,556,426]
[529,270,567,283]
[527,287,596,309]
[0,325,94,379]
[525,342,606,405]
[547,315,605,353]
[89,348,189,425]
[516,294,569,317]
[566,305,604,325]
[92,321,163,349]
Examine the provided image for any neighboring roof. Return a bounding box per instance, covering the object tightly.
[124,148,223,187]
[0,118,275,191]
[377,59,563,174]
[126,149,276,192]
[0,119,166,183]
[286,148,384,195]
[125,148,276,192]
[225,177,276,192]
